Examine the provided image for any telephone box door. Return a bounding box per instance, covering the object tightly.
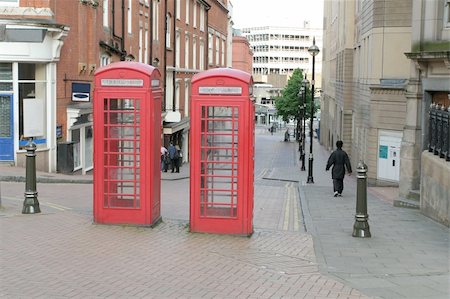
[190,68,254,236]
[93,62,161,226]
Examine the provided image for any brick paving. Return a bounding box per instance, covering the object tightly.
[0,127,448,298]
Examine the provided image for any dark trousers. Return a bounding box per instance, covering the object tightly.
[171,158,180,173]
[333,178,344,194]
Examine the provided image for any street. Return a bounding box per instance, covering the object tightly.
[0,127,448,299]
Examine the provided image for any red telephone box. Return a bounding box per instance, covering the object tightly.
[190,68,254,235]
[93,62,161,226]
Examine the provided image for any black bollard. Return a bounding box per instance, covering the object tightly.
[352,161,370,237]
[22,139,41,214]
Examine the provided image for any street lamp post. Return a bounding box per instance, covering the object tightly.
[298,88,304,153]
[307,37,319,184]
[301,77,308,171]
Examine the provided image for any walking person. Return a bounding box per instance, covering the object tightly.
[168,142,180,173]
[326,140,352,197]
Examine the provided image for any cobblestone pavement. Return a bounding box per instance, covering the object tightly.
[1,127,448,298]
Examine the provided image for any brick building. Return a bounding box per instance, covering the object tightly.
[0,0,231,173]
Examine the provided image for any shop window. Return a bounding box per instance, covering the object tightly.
[71,128,81,170]
[0,63,13,92]
[18,63,47,148]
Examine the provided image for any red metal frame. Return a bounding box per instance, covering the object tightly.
[190,68,254,235]
[93,62,161,226]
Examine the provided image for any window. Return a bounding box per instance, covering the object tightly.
[193,1,197,28]
[166,14,171,48]
[208,33,213,64]
[193,38,197,69]
[221,38,225,66]
[200,6,205,31]
[0,63,13,92]
[200,40,205,70]
[103,0,109,27]
[185,0,189,24]
[18,63,47,146]
[144,29,149,64]
[127,0,132,34]
[152,1,159,41]
[100,54,111,66]
[176,31,180,68]
[0,0,19,7]
[184,80,189,117]
[139,27,143,62]
[185,35,190,68]
[445,1,450,28]
[215,36,220,65]
[175,80,180,111]
[176,0,181,19]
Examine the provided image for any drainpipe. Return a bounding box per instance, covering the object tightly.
[172,0,177,112]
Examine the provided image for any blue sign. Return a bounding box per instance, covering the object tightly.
[379,145,388,159]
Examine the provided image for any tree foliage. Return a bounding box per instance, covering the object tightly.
[275,69,316,122]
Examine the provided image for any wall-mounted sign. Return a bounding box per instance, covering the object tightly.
[199,86,242,95]
[72,82,90,102]
[101,79,144,87]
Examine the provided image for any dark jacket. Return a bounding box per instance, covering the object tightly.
[326,149,352,179]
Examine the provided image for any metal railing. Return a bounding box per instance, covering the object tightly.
[428,103,450,161]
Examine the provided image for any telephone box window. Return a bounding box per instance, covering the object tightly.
[103,98,141,209]
[200,106,239,218]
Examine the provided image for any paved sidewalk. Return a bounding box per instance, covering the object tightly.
[297,138,450,299]
[0,130,449,298]
[0,129,369,299]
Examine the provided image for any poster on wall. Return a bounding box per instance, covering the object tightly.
[23,98,44,138]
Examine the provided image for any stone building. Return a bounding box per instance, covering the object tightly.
[321,0,450,225]
[321,0,412,186]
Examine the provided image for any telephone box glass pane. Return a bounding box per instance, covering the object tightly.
[103,98,141,209]
[200,106,239,218]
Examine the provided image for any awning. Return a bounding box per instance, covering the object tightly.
[163,117,190,135]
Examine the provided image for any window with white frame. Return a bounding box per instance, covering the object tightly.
[193,1,197,28]
[103,0,109,27]
[127,0,132,34]
[184,80,189,117]
[193,37,197,69]
[176,31,180,68]
[185,0,189,24]
[166,14,171,48]
[185,35,190,68]
[215,36,220,65]
[221,38,225,66]
[144,29,149,64]
[200,6,205,31]
[176,0,181,19]
[208,33,213,64]
[100,54,111,66]
[200,40,205,70]
[0,0,19,7]
[175,80,180,111]
[139,27,143,62]
[153,1,159,41]
[445,0,450,28]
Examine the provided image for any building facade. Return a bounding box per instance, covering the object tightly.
[240,25,322,88]
[321,0,412,186]
[231,35,252,74]
[321,0,450,224]
[0,0,231,172]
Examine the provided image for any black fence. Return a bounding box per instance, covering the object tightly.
[428,103,450,161]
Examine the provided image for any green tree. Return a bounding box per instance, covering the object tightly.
[275,69,315,122]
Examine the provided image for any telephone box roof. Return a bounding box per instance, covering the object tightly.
[192,68,252,84]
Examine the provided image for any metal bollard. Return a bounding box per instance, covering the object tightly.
[22,139,41,214]
[352,161,371,237]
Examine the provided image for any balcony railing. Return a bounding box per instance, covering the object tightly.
[428,103,450,161]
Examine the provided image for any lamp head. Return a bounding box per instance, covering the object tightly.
[308,37,320,57]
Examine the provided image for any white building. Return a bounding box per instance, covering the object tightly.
[240,24,322,88]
